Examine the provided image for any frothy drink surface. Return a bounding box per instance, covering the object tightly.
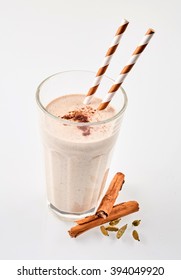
[47,94,115,122]
[43,94,118,217]
[46,94,116,141]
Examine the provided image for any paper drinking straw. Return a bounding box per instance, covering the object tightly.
[97,28,155,110]
[83,19,129,105]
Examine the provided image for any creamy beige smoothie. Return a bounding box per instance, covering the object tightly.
[42,94,119,217]
[36,70,127,220]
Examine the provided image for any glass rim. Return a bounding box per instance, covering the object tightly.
[35,70,128,127]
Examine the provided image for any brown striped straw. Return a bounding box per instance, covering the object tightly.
[83,19,129,105]
[97,28,155,110]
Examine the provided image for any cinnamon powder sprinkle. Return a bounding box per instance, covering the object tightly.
[62,111,89,122]
[77,126,91,136]
[61,106,96,136]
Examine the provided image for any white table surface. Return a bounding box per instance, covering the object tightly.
[0,0,181,260]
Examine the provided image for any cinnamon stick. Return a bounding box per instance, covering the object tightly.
[96,172,125,218]
[68,201,139,238]
[76,172,125,225]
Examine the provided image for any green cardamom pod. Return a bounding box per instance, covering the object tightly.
[132,220,141,226]
[132,230,140,241]
[106,226,118,232]
[116,224,127,239]
[100,225,109,236]
[109,218,121,226]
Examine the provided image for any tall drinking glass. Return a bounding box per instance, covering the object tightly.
[36,70,127,220]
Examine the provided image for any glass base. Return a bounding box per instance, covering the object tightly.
[48,203,96,221]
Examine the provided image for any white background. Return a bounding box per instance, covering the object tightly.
[0,0,181,260]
